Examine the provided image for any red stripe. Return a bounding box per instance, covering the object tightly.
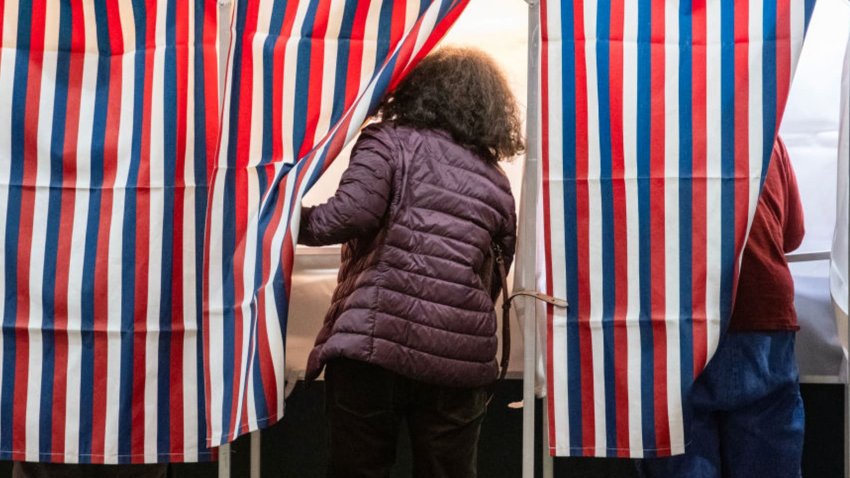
[168,0,190,460]
[690,0,708,376]
[51,2,86,458]
[570,0,595,452]
[390,0,405,47]
[343,2,369,109]
[732,0,750,308]
[385,6,423,98]
[203,0,220,175]
[13,0,48,458]
[609,0,630,457]
[297,1,331,159]
[775,0,791,131]
[540,0,558,454]
[648,0,670,453]
[398,0,471,83]
[89,2,125,461]
[202,0,226,446]
[132,0,158,459]
[228,0,261,437]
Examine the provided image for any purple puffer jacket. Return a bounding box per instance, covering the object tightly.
[299,122,516,388]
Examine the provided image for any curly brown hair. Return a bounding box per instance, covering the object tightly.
[377,47,525,164]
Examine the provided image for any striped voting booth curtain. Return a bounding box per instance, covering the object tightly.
[539,0,815,458]
[0,0,220,464]
[0,0,468,463]
[203,0,469,446]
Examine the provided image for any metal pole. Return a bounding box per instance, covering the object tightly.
[218,443,231,478]
[517,1,541,477]
[842,42,850,476]
[542,400,553,478]
[251,431,261,478]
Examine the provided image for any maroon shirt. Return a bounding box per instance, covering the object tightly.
[729,137,805,331]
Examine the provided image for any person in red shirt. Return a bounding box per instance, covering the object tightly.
[640,137,805,478]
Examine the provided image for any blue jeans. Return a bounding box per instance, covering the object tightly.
[638,331,805,478]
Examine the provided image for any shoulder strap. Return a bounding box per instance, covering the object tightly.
[491,243,568,386]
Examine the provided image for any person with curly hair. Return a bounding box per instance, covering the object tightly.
[298,47,523,478]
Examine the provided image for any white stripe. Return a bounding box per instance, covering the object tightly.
[0,0,19,444]
[360,0,383,86]
[663,0,684,455]
[405,0,420,35]
[704,0,723,363]
[746,0,765,262]
[581,0,607,456]
[236,166,261,433]
[541,0,571,455]
[279,0,312,165]
[101,6,136,463]
[313,0,346,155]
[206,167,227,444]
[789,0,805,81]
[621,0,643,457]
[208,0,237,444]
[410,2,442,63]
[64,4,100,461]
[144,0,169,460]
[22,3,59,461]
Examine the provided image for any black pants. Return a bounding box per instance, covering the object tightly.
[325,359,487,478]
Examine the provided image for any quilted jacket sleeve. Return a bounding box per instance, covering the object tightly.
[298,126,394,247]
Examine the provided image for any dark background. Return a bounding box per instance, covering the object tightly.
[0,381,842,477]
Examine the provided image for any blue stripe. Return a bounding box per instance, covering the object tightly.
[677,0,695,447]
[78,2,113,461]
[595,0,618,456]
[329,0,359,125]
[1,0,33,455]
[719,0,735,330]
[437,0,453,18]
[156,0,179,460]
[560,0,583,454]
[38,0,74,460]
[636,0,656,456]
[803,0,816,31]
[761,0,777,190]
[218,0,251,441]
[374,1,394,75]
[292,0,320,160]
[251,343,270,424]
[366,21,401,114]
[192,0,212,457]
[117,0,148,463]
[419,0,431,17]
[261,0,287,170]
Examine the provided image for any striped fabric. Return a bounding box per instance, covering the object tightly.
[0,0,220,464]
[0,0,468,463]
[203,0,468,446]
[539,0,815,458]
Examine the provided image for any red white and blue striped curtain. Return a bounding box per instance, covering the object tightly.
[203,0,468,446]
[0,0,220,464]
[0,0,467,464]
[539,0,815,458]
